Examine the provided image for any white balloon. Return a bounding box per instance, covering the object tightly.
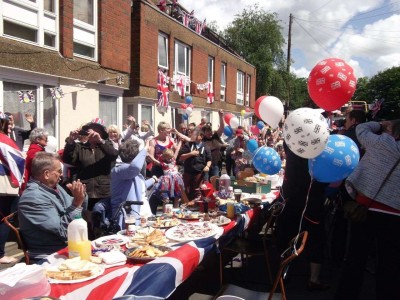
[185,107,193,115]
[283,107,330,159]
[229,116,239,129]
[258,96,284,128]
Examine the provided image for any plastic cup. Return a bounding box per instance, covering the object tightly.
[234,189,242,203]
[227,202,235,219]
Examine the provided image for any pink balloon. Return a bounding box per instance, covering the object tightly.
[250,125,260,135]
[308,58,357,111]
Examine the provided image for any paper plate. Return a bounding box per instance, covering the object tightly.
[165,222,218,242]
[45,261,105,284]
[94,234,130,247]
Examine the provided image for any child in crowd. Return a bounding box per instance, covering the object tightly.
[154,148,184,208]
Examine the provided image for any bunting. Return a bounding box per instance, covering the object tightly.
[207,81,214,104]
[50,87,64,101]
[18,91,35,103]
[371,98,384,119]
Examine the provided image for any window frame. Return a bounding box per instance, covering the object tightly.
[73,0,98,61]
[1,0,59,50]
[208,56,214,83]
[174,40,191,94]
[220,62,226,102]
[245,74,250,107]
[158,32,169,70]
[236,71,244,105]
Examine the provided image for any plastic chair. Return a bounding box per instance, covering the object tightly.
[1,211,30,264]
[219,201,285,285]
[216,231,309,300]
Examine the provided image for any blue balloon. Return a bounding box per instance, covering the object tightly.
[185,96,193,104]
[252,146,282,175]
[257,121,265,130]
[223,126,233,137]
[308,134,360,183]
[182,114,188,120]
[247,139,259,154]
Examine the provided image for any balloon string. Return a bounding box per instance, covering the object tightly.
[294,179,314,254]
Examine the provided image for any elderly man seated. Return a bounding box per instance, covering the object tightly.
[18,152,87,261]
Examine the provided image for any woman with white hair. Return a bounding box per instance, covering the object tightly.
[21,127,48,191]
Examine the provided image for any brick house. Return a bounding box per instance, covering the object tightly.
[129,0,256,130]
[0,0,256,150]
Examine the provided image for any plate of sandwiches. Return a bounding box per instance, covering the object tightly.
[152,218,181,229]
[124,245,172,262]
[45,257,105,284]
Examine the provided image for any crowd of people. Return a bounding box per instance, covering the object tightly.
[1,108,399,299]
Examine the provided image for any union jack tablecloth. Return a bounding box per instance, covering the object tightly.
[46,193,279,299]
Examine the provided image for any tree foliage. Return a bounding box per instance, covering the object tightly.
[222,5,287,99]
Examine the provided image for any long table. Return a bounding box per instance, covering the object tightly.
[44,192,279,299]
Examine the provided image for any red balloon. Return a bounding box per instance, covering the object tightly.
[180,103,187,109]
[255,96,267,120]
[224,113,234,125]
[308,58,357,111]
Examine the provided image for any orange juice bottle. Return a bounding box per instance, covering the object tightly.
[68,215,91,260]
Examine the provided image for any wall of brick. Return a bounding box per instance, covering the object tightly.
[59,0,73,59]
[98,0,131,73]
[133,1,257,110]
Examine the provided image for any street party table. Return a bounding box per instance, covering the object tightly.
[42,191,279,300]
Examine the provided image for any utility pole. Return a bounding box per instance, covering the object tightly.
[286,13,293,112]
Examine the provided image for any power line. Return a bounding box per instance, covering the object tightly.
[309,0,335,16]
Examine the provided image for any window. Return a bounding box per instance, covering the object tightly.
[1,0,58,49]
[99,94,118,126]
[73,0,97,60]
[139,104,154,127]
[236,71,244,105]
[208,56,214,83]
[246,75,251,107]
[220,63,226,101]
[158,33,168,69]
[2,81,56,148]
[174,41,191,94]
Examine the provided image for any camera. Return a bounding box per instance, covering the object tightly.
[79,125,90,136]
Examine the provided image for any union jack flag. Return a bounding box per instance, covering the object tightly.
[0,133,25,187]
[157,69,169,113]
[371,98,384,119]
[207,81,214,104]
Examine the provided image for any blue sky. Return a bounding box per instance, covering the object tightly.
[179,0,400,78]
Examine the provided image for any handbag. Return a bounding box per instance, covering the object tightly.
[344,157,400,222]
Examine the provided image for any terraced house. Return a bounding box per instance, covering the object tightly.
[0,0,256,149]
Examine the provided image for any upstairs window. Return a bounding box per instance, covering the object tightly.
[73,0,97,60]
[220,63,226,101]
[1,0,58,49]
[158,33,169,69]
[174,41,191,94]
[236,71,244,105]
[246,75,250,106]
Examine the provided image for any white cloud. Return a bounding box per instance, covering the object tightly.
[178,0,399,78]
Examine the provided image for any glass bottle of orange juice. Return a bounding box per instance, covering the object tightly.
[68,215,91,260]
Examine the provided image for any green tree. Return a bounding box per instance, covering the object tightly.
[365,66,400,120]
[222,5,287,99]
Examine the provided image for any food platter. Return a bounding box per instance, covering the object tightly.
[94,234,130,247]
[165,222,218,242]
[45,259,105,284]
[124,245,172,261]
[241,197,262,206]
